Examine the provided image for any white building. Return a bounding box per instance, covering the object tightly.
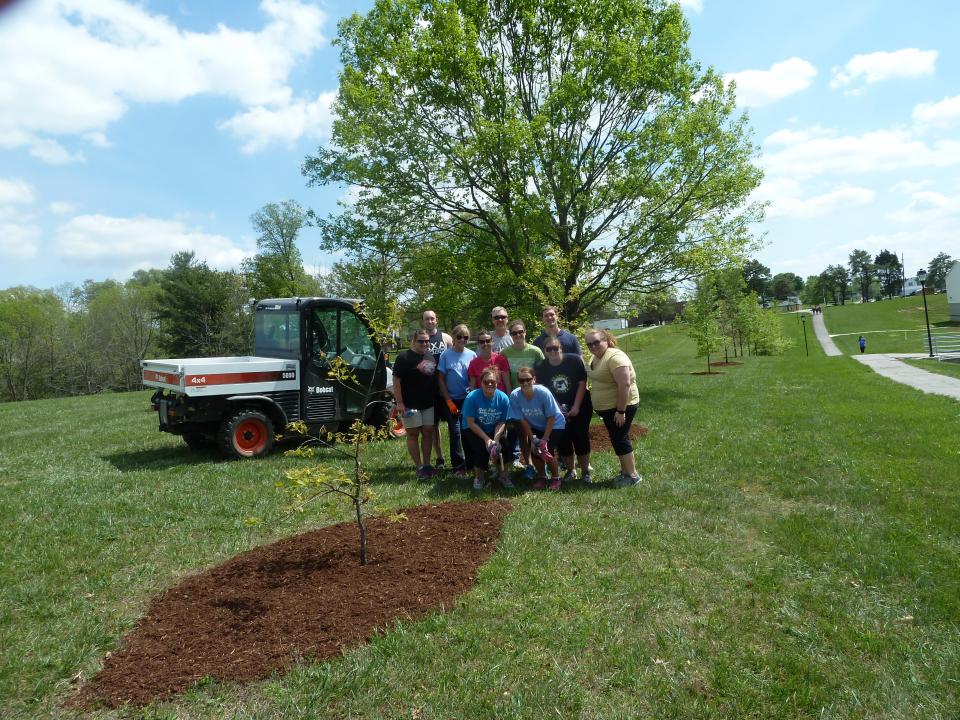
[593,318,628,330]
[901,276,922,296]
[947,261,960,322]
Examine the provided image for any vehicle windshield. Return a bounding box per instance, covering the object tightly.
[254,310,300,358]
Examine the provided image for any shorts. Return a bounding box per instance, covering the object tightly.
[400,406,435,430]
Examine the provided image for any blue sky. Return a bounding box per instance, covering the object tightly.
[2,0,959,291]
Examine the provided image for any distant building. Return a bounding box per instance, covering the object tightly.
[901,276,922,296]
[593,318,628,330]
[947,261,960,322]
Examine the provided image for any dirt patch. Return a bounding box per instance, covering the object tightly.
[71,500,511,709]
[710,361,743,366]
[588,423,648,452]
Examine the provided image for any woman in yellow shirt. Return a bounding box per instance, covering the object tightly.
[584,328,641,487]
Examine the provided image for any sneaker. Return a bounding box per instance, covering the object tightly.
[548,478,562,492]
[613,473,642,488]
[416,465,433,480]
[434,457,446,472]
[532,477,548,490]
[581,471,593,484]
[524,465,537,480]
[561,468,576,483]
[488,466,499,479]
[500,475,515,489]
[472,476,486,491]
[512,459,526,471]
[453,467,469,479]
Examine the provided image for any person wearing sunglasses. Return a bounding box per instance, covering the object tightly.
[532,305,582,356]
[500,320,544,473]
[462,367,513,490]
[422,309,454,473]
[490,306,514,352]
[392,329,439,480]
[535,340,592,483]
[467,330,511,392]
[584,328,641,487]
[508,367,566,490]
[437,324,476,479]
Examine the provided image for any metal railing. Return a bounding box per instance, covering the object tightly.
[924,333,960,359]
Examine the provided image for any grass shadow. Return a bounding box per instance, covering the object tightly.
[103,446,223,472]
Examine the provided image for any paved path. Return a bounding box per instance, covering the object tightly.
[853,353,960,401]
[810,311,842,356]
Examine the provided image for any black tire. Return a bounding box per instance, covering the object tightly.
[218,409,274,459]
[366,398,393,429]
[183,433,215,450]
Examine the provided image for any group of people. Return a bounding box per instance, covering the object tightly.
[390,305,643,490]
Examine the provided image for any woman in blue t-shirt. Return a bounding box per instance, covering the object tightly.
[461,366,512,491]
[509,366,566,491]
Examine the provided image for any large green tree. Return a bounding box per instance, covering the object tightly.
[243,200,320,299]
[847,249,873,303]
[874,249,902,298]
[305,0,763,320]
[926,252,954,291]
[742,259,771,301]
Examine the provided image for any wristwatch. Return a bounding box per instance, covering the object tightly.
[615,409,625,415]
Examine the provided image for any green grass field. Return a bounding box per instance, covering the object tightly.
[820,294,959,354]
[2,317,959,719]
[903,357,960,380]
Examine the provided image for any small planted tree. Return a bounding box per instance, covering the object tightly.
[258,304,403,565]
[684,286,725,373]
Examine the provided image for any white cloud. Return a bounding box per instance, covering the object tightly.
[913,94,960,129]
[29,138,85,165]
[755,178,875,219]
[219,90,336,153]
[761,128,960,179]
[675,0,704,12]
[0,178,36,205]
[49,201,79,215]
[830,49,937,91]
[53,214,254,276]
[0,0,327,160]
[0,222,41,261]
[724,58,817,108]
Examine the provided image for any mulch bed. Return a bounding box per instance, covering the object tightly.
[71,500,511,709]
[588,423,648,452]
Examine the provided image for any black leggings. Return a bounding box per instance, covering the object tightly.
[558,401,592,457]
[596,404,638,456]
[465,431,510,471]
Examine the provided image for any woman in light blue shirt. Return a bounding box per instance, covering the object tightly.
[509,366,566,491]
[438,324,477,478]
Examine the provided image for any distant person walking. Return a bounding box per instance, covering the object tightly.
[858,335,866,353]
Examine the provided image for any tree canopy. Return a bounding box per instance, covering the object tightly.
[305,0,763,320]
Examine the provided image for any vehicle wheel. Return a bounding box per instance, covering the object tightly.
[183,432,215,450]
[219,409,274,459]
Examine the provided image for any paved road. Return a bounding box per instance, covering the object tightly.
[852,353,960,401]
[810,311,842,356]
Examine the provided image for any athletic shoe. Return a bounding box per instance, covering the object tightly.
[500,475,515,489]
[524,465,537,480]
[472,476,486,491]
[512,459,526,471]
[548,478,562,492]
[613,473,642,488]
[416,465,433,480]
[581,471,593,484]
[532,477,548,490]
[488,466,498,479]
[453,467,469,479]
[561,469,576,483]
[434,457,446,472]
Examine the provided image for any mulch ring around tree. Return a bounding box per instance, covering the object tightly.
[588,423,648,452]
[70,499,512,709]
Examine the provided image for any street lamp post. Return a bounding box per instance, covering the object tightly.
[917,269,934,358]
[801,314,809,357]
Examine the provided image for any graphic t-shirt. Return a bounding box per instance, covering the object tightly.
[535,355,587,409]
[461,388,510,435]
[508,385,565,434]
[392,349,438,410]
[426,330,448,363]
[467,353,511,391]
[500,344,545,389]
[491,331,513,352]
[438,347,477,400]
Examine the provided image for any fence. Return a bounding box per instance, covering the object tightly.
[924,333,960,359]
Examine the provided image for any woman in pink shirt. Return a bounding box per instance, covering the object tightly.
[467,329,511,393]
